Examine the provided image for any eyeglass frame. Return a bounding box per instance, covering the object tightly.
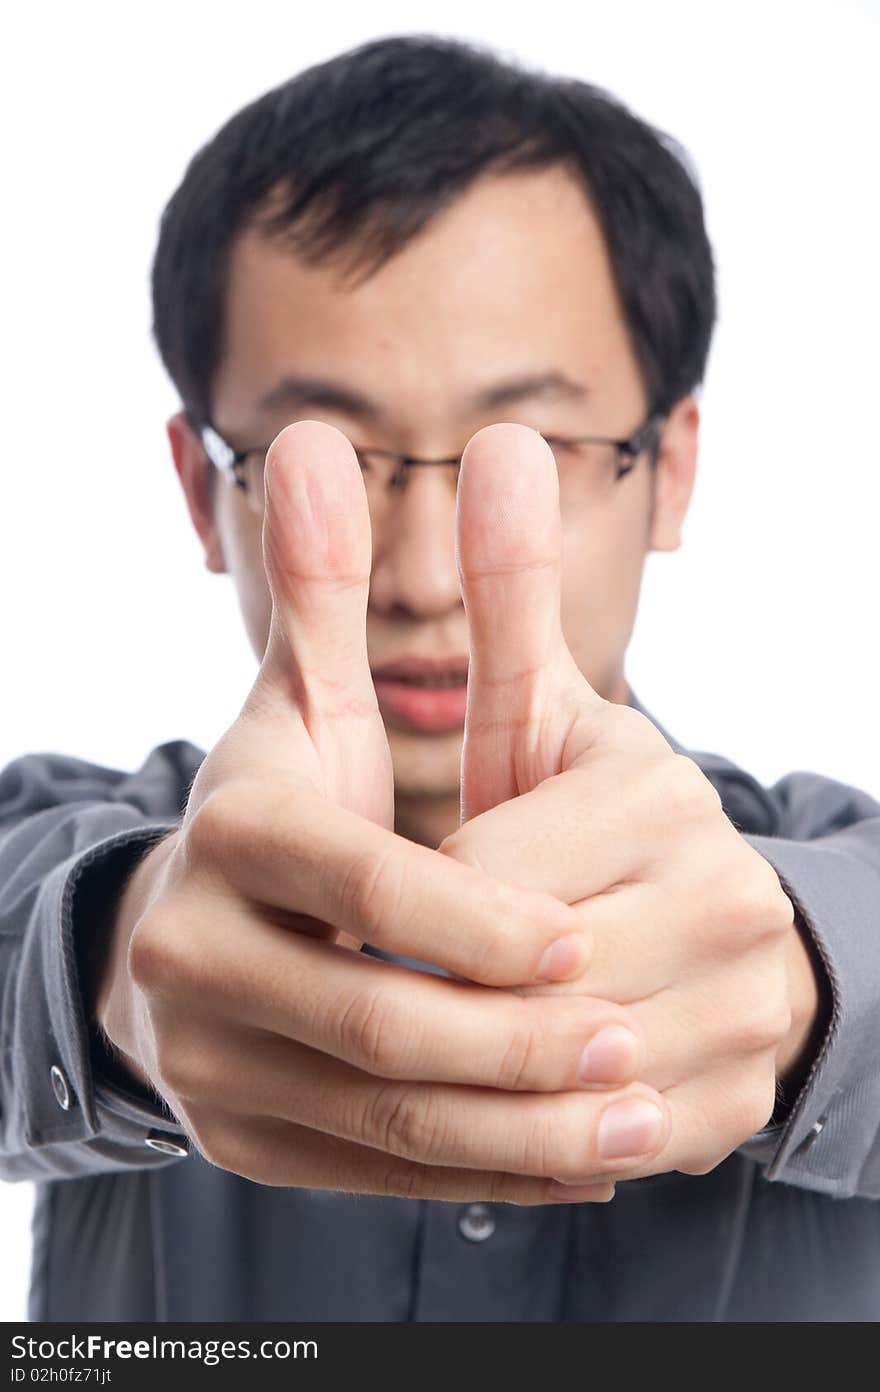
[197,411,667,502]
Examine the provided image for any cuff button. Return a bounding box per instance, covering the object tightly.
[797,1117,826,1154]
[145,1129,189,1157]
[49,1064,72,1111]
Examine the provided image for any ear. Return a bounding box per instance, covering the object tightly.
[167,412,227,574]
[648,394,700,553]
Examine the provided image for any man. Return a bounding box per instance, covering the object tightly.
[2,35,879,1323]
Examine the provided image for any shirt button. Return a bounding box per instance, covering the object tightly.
[458,1203,496,1243]
[144,1129,189,1157]
[50,1064,71,1111]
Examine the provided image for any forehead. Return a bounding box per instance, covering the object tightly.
[213,164,643,427]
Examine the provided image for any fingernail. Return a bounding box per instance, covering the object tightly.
[546,1181,616,1203]
[598,1100,665,1160]
[578,1026,639,1084]
[536,933,587,982]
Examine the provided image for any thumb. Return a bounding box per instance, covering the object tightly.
[456,423,602,822]
[241,419,393,826]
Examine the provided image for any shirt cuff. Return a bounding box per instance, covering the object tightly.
[15,822,190,1176]
[737,832,880,1197]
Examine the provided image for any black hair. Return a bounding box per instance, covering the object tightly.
[151,34,716,426]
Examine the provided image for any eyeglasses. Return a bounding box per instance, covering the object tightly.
[199,412,666,519]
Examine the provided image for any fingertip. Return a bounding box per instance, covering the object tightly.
[596,1095,668,1163]
[457,423,559,574]
[576,1024,642,1087]
[253,418,381,726]
[266,417,358,466]
[263,420,371,583]
[534,931,591,984]
[460,421,556,479]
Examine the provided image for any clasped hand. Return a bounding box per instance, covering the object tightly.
[111,420,814,1202]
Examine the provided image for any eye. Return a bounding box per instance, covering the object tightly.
[541,435,579,457]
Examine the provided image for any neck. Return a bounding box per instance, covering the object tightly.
[608,670,634,707]
[394,791,461,850]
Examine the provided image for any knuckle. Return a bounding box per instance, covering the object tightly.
[340,847,405,946]
[188,1115,242,1175]
[152,1040,193,1101]
[723,886,759,936]
[722,861,790,939]
[601,701,661,754]
[668,754,723,820]
[182,781,267,886]
[128,910,182,995]
[495,1008,542,1090]
[643,755,721,828]
[775,994,794,1048]
[336,987,409,1076]
[676,1151,724,1177]
[740,995,793,1055]
[484,1171,537,1206]
[376,1164,541,1206]
[126,916,165,993]
[765,879,797,938]
[677,1069,777,1176]
[189,1116,285,1187]
[741,1072,779,1138]
[379,1162,436,1201]
[128,893,211,1000]
[522,1101,569,1179]
[466,895,521,983]
[721,1073,778,1149]
[152,1035,214,1105]
[367,1084,437,1161]
[185,788,239,869]
[736,1013,773,1058]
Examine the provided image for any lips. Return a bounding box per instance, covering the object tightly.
[372,657,469,682]
[371,657,469,731]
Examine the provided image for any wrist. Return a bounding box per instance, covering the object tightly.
[94,831,179,1092]
[774,901,833,1103]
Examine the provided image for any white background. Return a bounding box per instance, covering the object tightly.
[1,0,877,1321]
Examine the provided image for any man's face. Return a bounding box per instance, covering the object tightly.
[172,164,697,845]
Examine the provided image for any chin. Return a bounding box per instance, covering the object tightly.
[387,727,463,800]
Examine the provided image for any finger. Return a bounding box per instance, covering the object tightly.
[168,928,644,1091]
[620,943,791,1095]
[190,1111,615,1204]
[456,422,603,821]
[188,1031,668,1180]
[192,781,591,984]
[244,419,393,825]
[547,1061,778,1190]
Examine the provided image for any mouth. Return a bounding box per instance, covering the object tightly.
[371,658,469,732]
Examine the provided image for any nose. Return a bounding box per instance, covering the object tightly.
[368,463,461,619]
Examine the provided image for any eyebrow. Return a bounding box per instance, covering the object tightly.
[256,375,385,423]
[470,370,589,411]
[254,369,589,422]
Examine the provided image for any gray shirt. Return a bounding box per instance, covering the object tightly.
[2,694,879,1322]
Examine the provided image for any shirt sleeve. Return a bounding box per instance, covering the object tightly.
[736,770,880,1199]
[0,747,198,1181]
